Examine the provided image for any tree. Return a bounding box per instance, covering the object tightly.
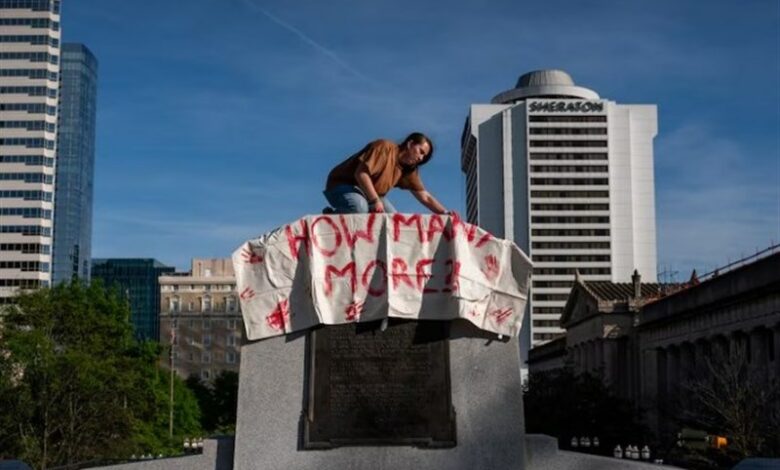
[210,370,239,433]
[128,341,202,455]
[0,280,202,468]
[523,367,650,453]
[679,347,780,462]
[186,370,239,434]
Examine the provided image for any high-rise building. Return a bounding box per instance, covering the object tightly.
[461,69,657,349]
[0,0,62,300]
[159,258,244,381]
[52,43,97,285]
[91,258,175,341]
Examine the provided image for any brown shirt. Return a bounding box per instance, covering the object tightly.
[325,139,425,196]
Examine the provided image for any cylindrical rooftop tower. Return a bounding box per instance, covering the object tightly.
[491,69,599,104]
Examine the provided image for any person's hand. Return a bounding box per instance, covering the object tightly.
[444,209,460,218]
[370,200,385,213]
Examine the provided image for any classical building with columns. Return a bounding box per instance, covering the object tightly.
[528,248,780,437]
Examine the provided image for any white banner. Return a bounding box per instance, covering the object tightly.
[232,214,532,341]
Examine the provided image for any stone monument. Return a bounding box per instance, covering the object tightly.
[234,318,527,470]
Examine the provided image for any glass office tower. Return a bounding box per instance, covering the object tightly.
[52,43,97,284]
[0,0,62,300]
[92,258,176,341]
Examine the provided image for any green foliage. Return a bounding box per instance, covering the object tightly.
[523,367,650,454]
[186,370,238,434]
[127,341,202,455]
[0,280,203,469]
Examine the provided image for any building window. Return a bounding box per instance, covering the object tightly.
[203,319,211,330]
[170,296,180,312]
[227,335,236,347]
[227,296,236,312]
[202,295,212,312]
[202,352,211,364]
[532,293,572,302]
[201,369,210,380]
[203,334,211,347]
[532,254,611,263]
[227,319,237,330]
[226,352,236,364]
[533,333,560,341]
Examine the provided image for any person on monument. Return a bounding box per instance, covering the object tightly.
[323,132,450,214]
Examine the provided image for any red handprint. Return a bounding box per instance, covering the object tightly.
[344,301,364,322]
[490,307,513,325]
[241,247,263,264]
[266,299,290,331]
[239,287,256,300]
[482,254,499,281]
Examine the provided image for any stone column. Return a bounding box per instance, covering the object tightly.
[695,339,709,378]
[640,347,661,435]
[595,339,604,376]
[667,345,680,401]
[774,324,780,378]
[680,343,694,381]
[749,328,768,384]
[573,345,581,373]
[732,331,750,363]
[585,341,593,373]
[713,335,729,362]
[580,343,588,374]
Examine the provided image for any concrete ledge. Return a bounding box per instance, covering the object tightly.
[525,434,681,469]
[88,436,234,470]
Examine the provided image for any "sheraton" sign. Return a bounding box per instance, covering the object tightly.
[529,101,604,113]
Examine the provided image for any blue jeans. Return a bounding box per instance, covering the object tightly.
[323,184,397,214]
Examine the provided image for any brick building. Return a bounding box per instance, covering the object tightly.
[159,258,244,381]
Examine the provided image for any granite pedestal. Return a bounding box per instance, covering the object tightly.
[234,320,527,470]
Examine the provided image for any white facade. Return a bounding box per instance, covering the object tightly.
[461,70,657,347]
[0,1,61,299]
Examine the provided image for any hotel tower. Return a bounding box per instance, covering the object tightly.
[461,69,657,351]
[0,0,61,300]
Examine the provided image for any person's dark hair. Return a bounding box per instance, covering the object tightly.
[400,132,434,168]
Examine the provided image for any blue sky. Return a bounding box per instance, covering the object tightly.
[63,0,779,280]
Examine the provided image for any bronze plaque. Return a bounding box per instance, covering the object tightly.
[302,319,456,448]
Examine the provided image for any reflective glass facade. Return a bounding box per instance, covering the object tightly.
[0,0,60,300]
[92,258,176,341]
[52,43,97,284]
